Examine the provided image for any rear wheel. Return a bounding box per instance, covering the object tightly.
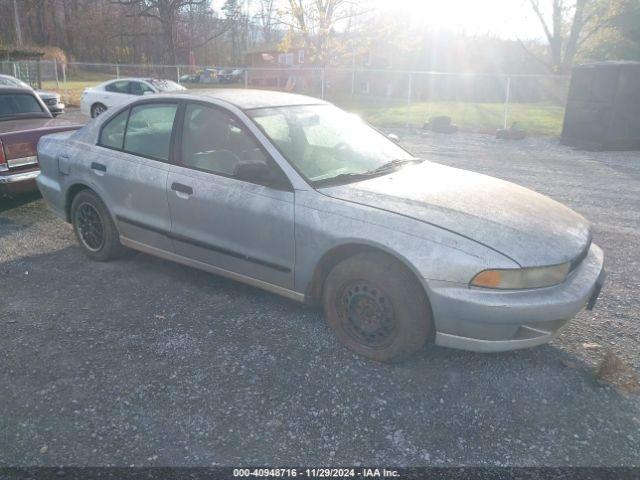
[71,190,125,261]
[91,103,107,118]
[322,252,433,362]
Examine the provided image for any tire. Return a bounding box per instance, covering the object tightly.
[70,190,125,261]
[91,103,107,118]
[322,252,433,362]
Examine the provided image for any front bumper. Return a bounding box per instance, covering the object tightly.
[0,169,40,196]
[429,243,605,352]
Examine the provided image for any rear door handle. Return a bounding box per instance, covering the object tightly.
[171,182,193,195]
[91,162,106,172]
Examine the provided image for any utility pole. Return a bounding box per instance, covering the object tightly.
[13,0,23,46]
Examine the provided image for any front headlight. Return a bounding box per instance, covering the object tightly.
[470,263,570,289]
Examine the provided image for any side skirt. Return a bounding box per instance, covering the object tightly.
[120,236,306,303]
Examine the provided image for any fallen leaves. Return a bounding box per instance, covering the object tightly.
[594,350,640,394]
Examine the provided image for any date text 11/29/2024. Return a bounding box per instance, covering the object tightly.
[233,468,400,477]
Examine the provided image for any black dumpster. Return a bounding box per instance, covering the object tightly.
[561,61,640,150]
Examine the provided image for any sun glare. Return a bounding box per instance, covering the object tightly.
[379,0,540,39]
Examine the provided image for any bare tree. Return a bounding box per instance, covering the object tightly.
[223,0,250,65]
[255,0,277,44]
[109,0,209,63]
[12,0,23,45]
[281,0,371,66]
[524,0,619,73]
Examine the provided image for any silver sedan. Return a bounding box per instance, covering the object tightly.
[36,90,605,362]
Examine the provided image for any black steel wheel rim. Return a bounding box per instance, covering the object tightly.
[93,105,105,116]
[76,202,105,252]
[338,281,397,348]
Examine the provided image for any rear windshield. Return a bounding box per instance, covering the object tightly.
[0,93,45,117]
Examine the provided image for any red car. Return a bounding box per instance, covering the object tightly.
[0,86,81,197]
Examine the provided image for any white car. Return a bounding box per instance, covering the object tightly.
[80,78,186,118]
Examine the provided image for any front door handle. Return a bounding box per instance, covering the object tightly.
[171,182,193,195]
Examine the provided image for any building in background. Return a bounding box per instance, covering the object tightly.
[244,44,310,91]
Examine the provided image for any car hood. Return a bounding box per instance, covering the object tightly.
[318,161,591,267]
[36,90,59,100]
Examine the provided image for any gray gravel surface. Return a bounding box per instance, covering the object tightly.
[1,129,639,467]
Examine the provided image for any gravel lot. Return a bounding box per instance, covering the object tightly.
[1,117,639,467]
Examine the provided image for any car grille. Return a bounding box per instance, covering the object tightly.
[45,98,58,106]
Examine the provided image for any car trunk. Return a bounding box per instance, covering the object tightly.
[0,118,80,172]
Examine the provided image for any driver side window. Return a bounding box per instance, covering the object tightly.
[181,104,271,178]
[130,81,154,96]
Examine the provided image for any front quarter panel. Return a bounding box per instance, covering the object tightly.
[294,189,518,296]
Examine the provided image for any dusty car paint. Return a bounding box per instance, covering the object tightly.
[318,161,591,267]
[35,90,605,352]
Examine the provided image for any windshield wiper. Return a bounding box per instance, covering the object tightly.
[368,158,423,174]
[314,159,424,187]
[313,171,381,187]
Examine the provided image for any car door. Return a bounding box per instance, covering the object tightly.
[166,102,296,289]
[92,101,179,251]
[102,80,133,108]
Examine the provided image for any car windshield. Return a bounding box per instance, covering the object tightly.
[0,93,45,118]
[147,79,186,92]
[248,104,417,185]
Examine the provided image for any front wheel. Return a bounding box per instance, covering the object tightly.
[71,190,125,261]
[322,252,433,362]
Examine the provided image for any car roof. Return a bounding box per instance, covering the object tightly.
[169,88,328,110]
[0,86,37,94]
[105,77,173,83]
[0,74,32,86]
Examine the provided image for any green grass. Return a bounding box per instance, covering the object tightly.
[330,95,565,136]
[42,79,565,136]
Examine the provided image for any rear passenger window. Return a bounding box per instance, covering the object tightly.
[98,108,129,149]
[123,103,177,161]
[105,81,130,94]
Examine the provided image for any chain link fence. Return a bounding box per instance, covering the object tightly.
[2,60,570,136]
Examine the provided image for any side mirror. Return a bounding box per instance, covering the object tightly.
[235,160,290,190]
[235,161,277,186]
[388,133,400,144]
